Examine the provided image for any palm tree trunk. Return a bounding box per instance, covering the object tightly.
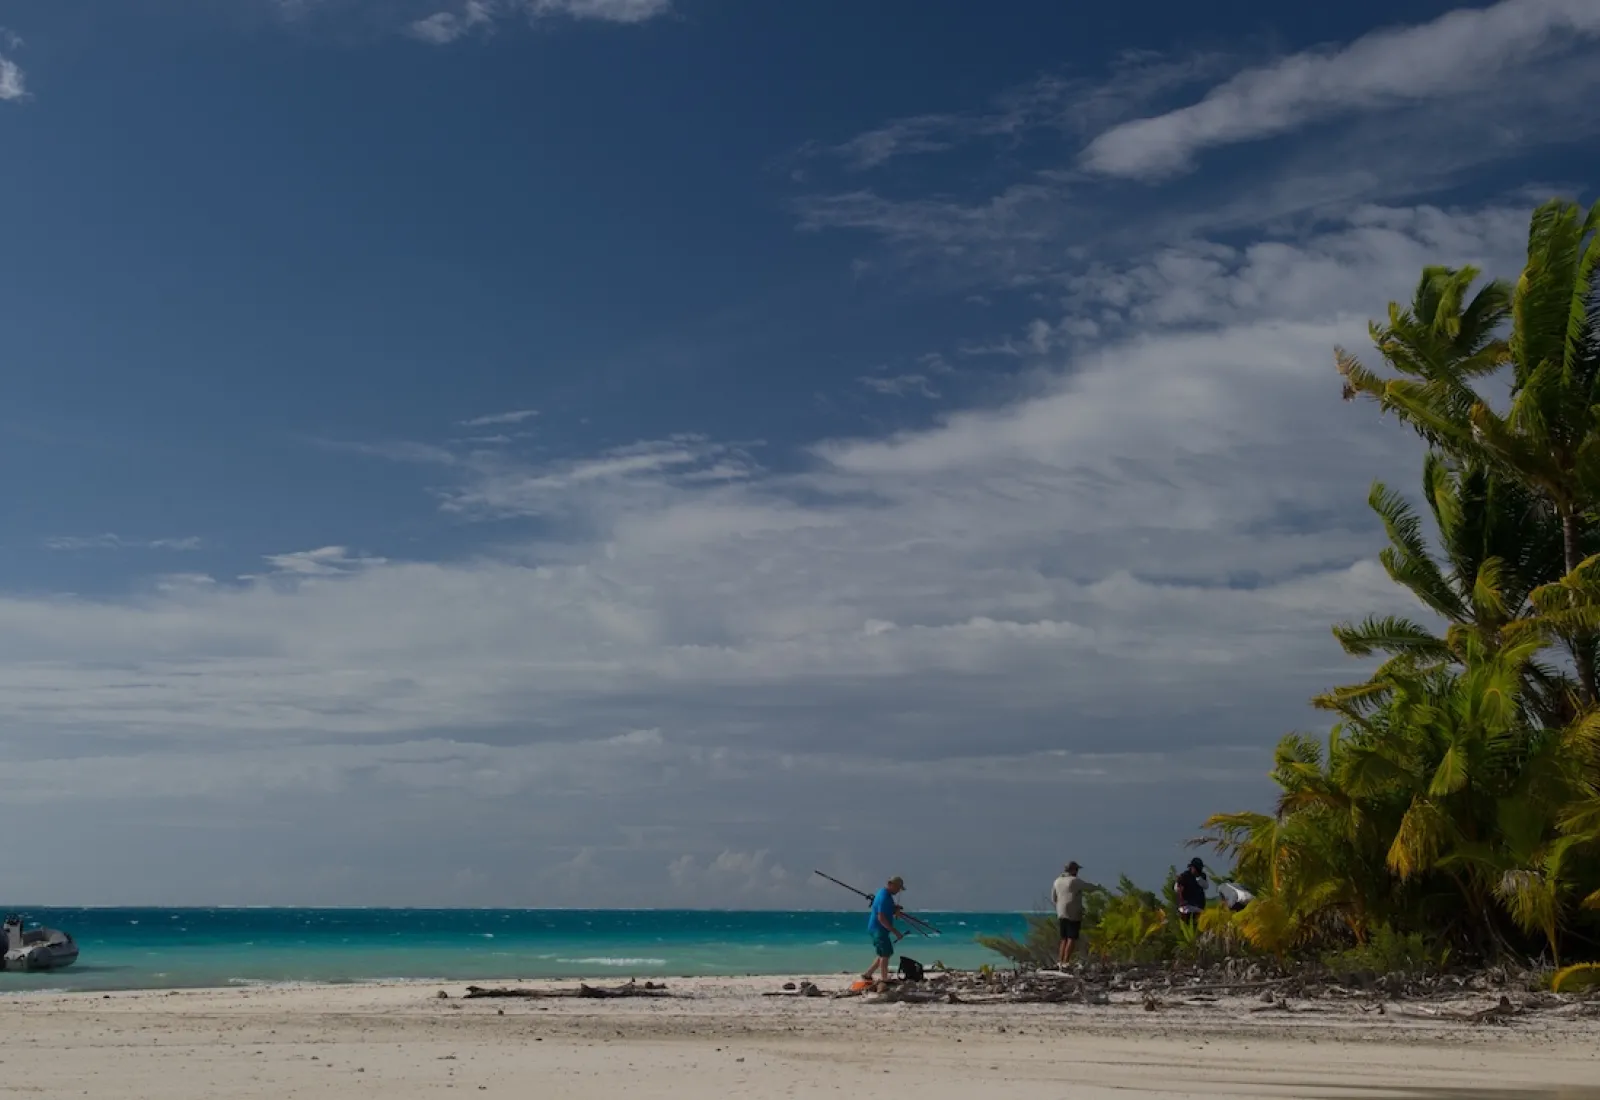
[1562,508,1597,705]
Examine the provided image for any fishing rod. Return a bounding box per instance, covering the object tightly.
[813,870,942,936]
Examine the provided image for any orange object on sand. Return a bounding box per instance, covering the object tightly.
[850,979,873,992]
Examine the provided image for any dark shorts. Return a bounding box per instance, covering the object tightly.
[1058,918,1082,941]
[871,929,894,958]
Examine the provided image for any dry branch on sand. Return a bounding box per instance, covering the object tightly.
[461,981,673,1000]
[786,961,1598,1024]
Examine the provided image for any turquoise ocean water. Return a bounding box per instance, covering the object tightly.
[0,908,1030,993]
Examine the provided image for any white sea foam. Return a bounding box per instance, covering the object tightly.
[555,957,667,967]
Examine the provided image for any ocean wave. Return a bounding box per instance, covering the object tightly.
[818,940,840,946]
[555,957,667,967]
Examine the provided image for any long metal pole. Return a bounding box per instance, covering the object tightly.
[812,870,941,935]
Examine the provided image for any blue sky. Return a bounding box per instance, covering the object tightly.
[2,0,1598,908]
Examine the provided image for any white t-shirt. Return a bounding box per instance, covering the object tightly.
[1217,882,1253,910]
[1052,874,1087,920]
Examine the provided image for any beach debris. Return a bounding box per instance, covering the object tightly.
[763,981,822,998]
[437,991,450,999]
[1388,995,1542,1025]
[462,981,673,1000]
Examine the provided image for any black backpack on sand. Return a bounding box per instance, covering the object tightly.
[898,956,925,982]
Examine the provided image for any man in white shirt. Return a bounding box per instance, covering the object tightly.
[1050,861,1098,967]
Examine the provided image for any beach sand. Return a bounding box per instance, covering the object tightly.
[4,976,1598,1098]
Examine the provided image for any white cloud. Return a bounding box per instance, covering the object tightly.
[0,29,26,103]
[805,55,1231,171]
[1,208,1511,774]
[794,3,1600,302]
[439,436,759,520]
[408,0,668,41]
[1083,0,1600,179]
[458,408,539,427]
[667,849,790,902]
[44,534,203,552]
[526,0,670,21]
[857,373,939,398]
[409,1,495,43]
[259,545,387,576]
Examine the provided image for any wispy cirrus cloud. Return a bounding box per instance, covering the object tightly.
[1082,0,1600,180]
[43,534,203,552]
[799,54,1231,172]
[527,0,669,20]
[260,545,388,576]
[409,0,495,42]
[407,0,669,43]
[857,373,939,398]
[794,1,1600,299]
[458,408,539,428]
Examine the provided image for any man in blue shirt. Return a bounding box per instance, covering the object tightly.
[861,876,905,987]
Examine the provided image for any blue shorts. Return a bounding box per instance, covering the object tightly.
[871,929,894,958]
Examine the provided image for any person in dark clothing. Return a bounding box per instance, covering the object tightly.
[1175,858,1209,924]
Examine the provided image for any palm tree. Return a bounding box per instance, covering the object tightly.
[1203,731,1400,949]
[1342,199,1600,701]
[1332,455,1571,721]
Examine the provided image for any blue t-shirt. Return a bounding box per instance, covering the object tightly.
[868,888,897,935]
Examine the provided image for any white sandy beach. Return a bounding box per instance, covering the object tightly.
[4,976,1598,1099]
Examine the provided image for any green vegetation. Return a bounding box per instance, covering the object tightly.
[981,198,1600,970]
[976,873,1230,966]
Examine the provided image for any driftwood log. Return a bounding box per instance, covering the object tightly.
[1392,995,1521,1025]
[462,981,672,1000]
[762,981,823,998]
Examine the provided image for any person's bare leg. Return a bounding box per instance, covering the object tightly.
[1063,936,1075,966]
[864,951,889,982]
